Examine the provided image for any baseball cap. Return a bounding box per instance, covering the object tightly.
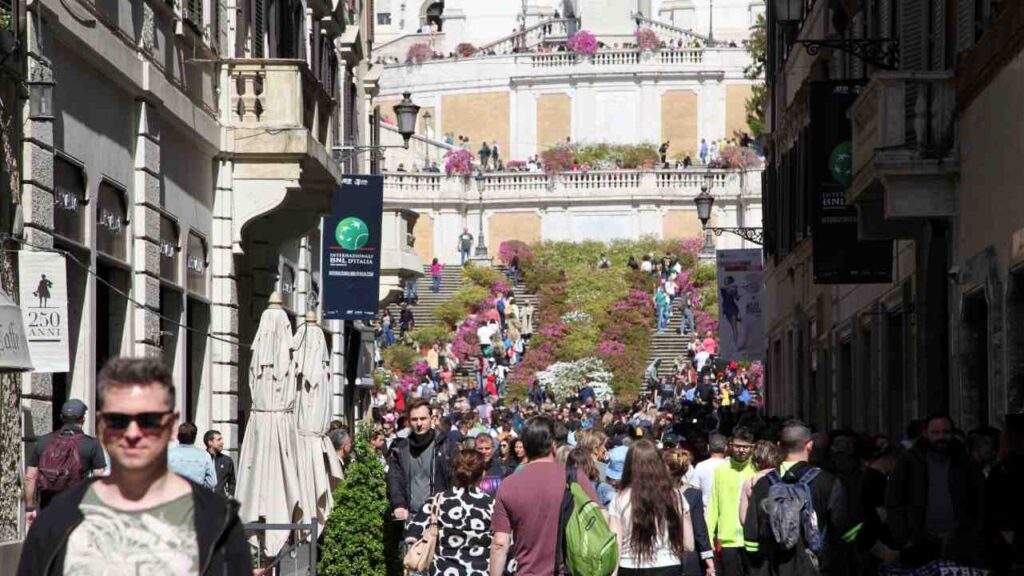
[61,399,87,420]
[605,445,629,481]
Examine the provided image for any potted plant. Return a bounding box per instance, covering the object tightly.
[566,30,597,63]
[405,42,434,64]
[635,28,659,61]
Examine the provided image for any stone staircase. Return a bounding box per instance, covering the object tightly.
[385,263,465,328]
[648,298,695,379]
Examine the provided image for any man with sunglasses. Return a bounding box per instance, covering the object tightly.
[17,357,252,576]
[706,427,757,576]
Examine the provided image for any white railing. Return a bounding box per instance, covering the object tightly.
[632,13,710,45]
[382,169,758,205]
[476,18,573,55]
[528,48,704,68]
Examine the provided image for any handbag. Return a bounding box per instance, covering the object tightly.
[403,493,443,572]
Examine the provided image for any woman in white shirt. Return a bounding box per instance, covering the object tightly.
[609,440,694,576]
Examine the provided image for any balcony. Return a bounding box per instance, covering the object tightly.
[222,59,340,249]
[849,72,958,233]
[382,168,758,208]
[223,59,337,177]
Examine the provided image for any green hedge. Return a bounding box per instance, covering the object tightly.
[319,425,392,576]
[382,344,418,373]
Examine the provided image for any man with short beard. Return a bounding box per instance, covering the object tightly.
[386,397,452,522]
[886,414,985,567]
[707,427,757,576]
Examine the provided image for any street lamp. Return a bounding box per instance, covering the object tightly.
[474,170,488,257]
[333,91,422,165]
[423,110,433,168]
[773,0,804,23]
[692,169,764,245]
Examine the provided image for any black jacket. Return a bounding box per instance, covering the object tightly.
[885,439,984,550]
[386,431,452,513]
[745,462,853,576]
[683,486,713,559]
[18,477,253,576]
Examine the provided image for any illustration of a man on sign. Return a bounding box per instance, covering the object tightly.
[33,274,52,308]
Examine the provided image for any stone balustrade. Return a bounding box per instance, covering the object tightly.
[225,59,334,148]
[383,168,759,207]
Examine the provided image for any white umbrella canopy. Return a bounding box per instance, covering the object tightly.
[236,293,303,557]
[292,312,343,528]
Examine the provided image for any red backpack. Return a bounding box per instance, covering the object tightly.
[37,430,83,493]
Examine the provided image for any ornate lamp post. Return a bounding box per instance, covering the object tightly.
[693,169,763,245]
[474,170,488,257]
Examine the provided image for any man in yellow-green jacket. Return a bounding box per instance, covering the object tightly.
[706,427,757,576]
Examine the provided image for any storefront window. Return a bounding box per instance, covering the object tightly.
[186,232,207,297]
[96,182,128,262]
[160,215,180,284]
[54,156,87,243]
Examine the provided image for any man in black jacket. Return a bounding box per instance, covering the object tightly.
[886,414,985,568]
[18,356,251,576]
[745,420,858,576]
[386,397,452,521]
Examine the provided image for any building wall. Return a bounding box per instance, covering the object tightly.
[440,92,511,155]
[413,213,436,263]
[488,211,542,252]
[725,83,753,139]
[660,90,700,158]
[661,209,704,239]
[536,94,572,153]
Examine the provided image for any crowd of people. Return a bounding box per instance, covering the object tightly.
[364,382,1020,576]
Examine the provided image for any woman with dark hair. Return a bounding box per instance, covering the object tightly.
[405,449,494,576]
[738,440,782,522]
[664,448,714,576]
[506,438,527,471]
[609,440,694,575]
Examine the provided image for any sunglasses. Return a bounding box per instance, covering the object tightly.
[100,411,173,431]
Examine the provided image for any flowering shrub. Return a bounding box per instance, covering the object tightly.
[567,30,598,54]
[444,148,475,176]
[635,28,660,51]
[490,280,512,295]
[535,358,614,402]
[413,361,431,377]
[451,316,481,362]
[455,42,477,57]
[695,309,719,335]
[372,367,396,390]
[680,236,705,258]
[498,240,533,264]
[505,160,527,171]
[716,145,763,169]
[540,146,574,173]
[405,42,433,63]
[561,310,592,323]
[596,340,626,356]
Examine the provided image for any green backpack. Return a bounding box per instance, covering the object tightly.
[558,466,619,576]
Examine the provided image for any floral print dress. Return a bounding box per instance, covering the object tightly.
[406,486,495,576]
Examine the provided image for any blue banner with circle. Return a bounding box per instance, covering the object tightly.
[321,175,384,320]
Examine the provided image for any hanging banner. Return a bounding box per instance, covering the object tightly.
[716,249,765,362]
[0,290,33,371]
[18,251,69,372]
[810,81,893,284]
[321,175,384,321]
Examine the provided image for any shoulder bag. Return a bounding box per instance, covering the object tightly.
[404,493,443,572]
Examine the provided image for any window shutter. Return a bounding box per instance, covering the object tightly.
[253,0,265,57]
[880,0,892,37]
[956,0,974,52]
[900,0,926,71]
[929,0,945,70]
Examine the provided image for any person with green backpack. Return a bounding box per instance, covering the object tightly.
[490,416,612,576]
[608,440,694,576]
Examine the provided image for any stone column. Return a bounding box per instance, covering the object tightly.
[132,99,164,359]
[20,49,56,447]
[210,161,241,456]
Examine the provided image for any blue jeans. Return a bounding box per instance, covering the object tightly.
[682,308,694,333]
[383,326,394,346]
[405,279,418,301]
[432,275,441,293]
[656,305,668,331]
[460,249,470,265]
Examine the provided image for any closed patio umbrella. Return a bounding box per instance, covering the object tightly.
[236,292,302,558]
[293,311,343,530]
